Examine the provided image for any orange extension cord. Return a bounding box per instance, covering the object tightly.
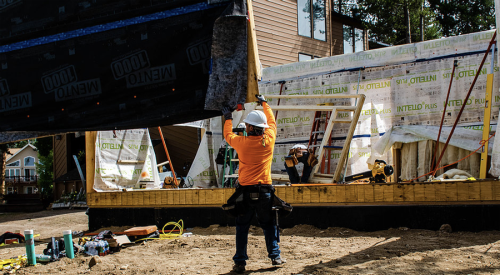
[404,132,496,183]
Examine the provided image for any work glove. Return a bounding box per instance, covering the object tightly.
[255,94,267,105]
[221,106,233,120]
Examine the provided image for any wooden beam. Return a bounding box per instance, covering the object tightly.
[256,105,356,111]
[85,131,97,195]
[246,0,261,103]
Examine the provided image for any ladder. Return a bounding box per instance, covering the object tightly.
[307,104,342,174]
[255,94,366,183]
[221,129,246,187]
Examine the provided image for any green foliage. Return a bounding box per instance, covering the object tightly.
[33,137,52,156]
[36,149,53,200]
[354,0,441,45]
[342,0,494,46]
[428,0,495,37]
[55,190,86,203]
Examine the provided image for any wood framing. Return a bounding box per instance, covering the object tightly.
[256,94,366,183]
[86,180,500,208]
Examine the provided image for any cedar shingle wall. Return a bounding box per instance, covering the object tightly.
[253,0,334,67]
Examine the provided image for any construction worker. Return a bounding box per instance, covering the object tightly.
[222,94,285,273]
[284,144,318,184]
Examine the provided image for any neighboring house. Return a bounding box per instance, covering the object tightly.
[5,144,38,195]
[252,0,368,67]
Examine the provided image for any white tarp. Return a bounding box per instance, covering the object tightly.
[374,125,496,155]
[93,129,161,191]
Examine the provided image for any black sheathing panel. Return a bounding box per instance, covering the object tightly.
[88,205,500,232]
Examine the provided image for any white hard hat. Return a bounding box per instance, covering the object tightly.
[291,144,307,150]
[243,110,269,128]
[237,123,246,129]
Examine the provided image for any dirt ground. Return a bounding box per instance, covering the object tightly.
[1,210,500,274]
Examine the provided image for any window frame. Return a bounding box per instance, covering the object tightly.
[297,0,327,41]
[24,156,36,167]
[343,25,365,54]
[6,160,20,167]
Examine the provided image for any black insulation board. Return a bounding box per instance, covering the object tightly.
[0,0,247,133]
[88,205,500,232]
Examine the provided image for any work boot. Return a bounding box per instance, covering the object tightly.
[272,257,286,266]
[232,264,245,273]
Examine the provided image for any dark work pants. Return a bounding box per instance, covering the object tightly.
[233,191,280,265]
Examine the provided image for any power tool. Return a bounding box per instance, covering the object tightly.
[343,159,394,183]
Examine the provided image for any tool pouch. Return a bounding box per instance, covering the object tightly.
[272,194,293,218]
[307,149,318,167]
[221,187,245,218]
[285,155,298,167]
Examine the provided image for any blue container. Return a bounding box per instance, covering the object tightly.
[24,230,36,265]
[63,230,75,259]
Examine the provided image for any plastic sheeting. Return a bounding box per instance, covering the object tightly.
[93,129,160,191]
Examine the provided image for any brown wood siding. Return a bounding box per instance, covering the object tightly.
[253,0,332,67]
[331,20,344,55]
[53,135,67,180]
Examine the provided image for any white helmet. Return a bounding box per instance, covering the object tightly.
[291,144,307,150]
[243,110,269,128]
[237,123,246,129]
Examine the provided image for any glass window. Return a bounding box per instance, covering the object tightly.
[298,0,326,41]
[354,28,364,52]
[344,26,365,53]
[298,0,311,38]
[299,53,313,61]
[24,156,35,166]
[5,170,9,177]
[343,25,354,54]
[14,169,20,176]
[312,0,326,41]
[7,187,14,194]
[7,160,20,167]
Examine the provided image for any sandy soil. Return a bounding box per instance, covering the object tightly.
[1,210,500,274]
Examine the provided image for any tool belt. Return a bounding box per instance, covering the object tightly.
[285,148,318,167]
[222,184,292,218]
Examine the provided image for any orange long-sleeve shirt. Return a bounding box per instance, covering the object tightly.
[223,102,277,186]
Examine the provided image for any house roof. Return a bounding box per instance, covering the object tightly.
[6,144,37,162]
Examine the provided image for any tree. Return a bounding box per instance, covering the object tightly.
[353,0,442,45]
[33,137,53,200]
[428,0,495,37]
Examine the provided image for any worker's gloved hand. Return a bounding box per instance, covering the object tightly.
[222,106,233,120]
[255,94,267,105]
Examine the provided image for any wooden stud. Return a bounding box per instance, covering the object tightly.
[414,184,425,202]
[327,186,336,202]
[162,191,168,205]
[357,185,366,202]
[173,190,180,205]
[85,131,97,195]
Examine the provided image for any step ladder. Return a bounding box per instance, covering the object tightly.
[221,129,246,188]
[255,94,366,183]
